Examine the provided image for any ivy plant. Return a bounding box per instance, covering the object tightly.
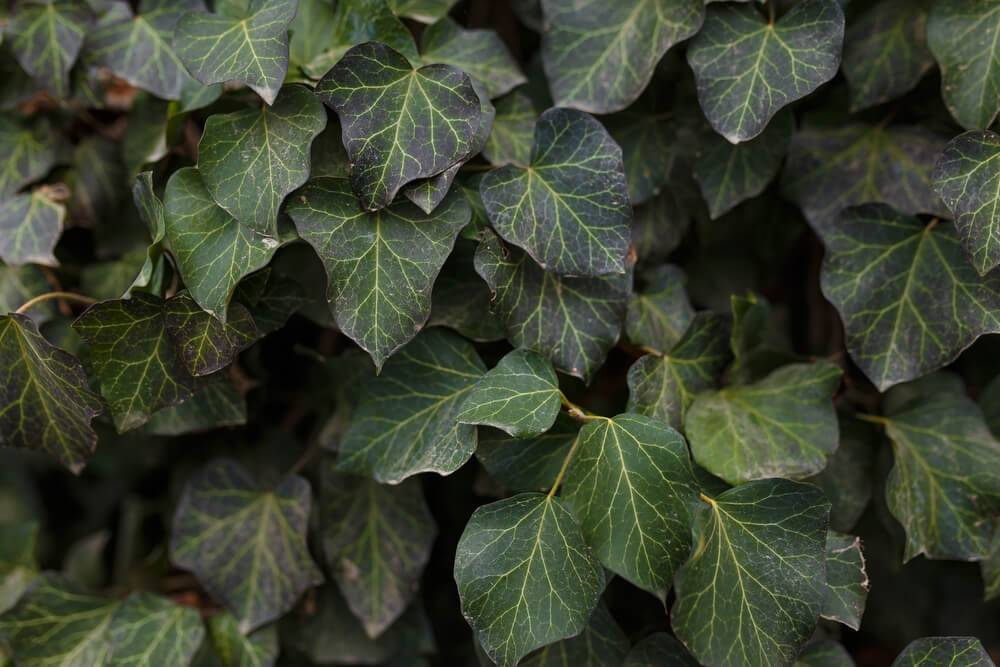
[2,0,1000,666]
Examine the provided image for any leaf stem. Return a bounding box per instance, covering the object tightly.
[547,432,582,499]
[559,392,606,423]
[14,292,98,315]
[767,0,776,24]
[856,413,888,425]
[699,492,717,505]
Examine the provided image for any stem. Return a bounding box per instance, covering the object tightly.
[767,0,776,24]
[547,433,582,499]
[699,492,716,505]
[559,392,607,423]
[15,292,97,315]
[856,413,888,425]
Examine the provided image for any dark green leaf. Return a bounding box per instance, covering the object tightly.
[130,172,166,296]
[8,1,92,97]
[626,264,694,353]
[932,130,1000,275]
[308,113,350,179]
[0,114,61,201]
[482,91,536,167]
[563,413,699,599]
[727,292,768,382]
[630,189,694,264]
[286,178,469,369]
[540,0,703,113]
[804,412,876,532]
[891,637,994,667]
[236,273,307,336]
[686,0,843,143]
[171,458,323,632]
[520,602,630,667]
[198,85,327,236]
[821,531,868,630]
[320,469,436,637]
[427,238,506,342]
[671,480,831,667]
[138,374,246,436]
[0,263,55,324]
[841,0,933,111]
[0,522,38,614]
[420,17,526,98]
[817,204,1000,390]
[174,0,294,105]
[794,640,855,667]
[338,327,485,483]
[122,92,169,176]
[107,592,205,666]
[162,294,257,376]
[0,189,65,267]
[0,313,103,473]
[314,41,482,211]
[454,493,604,667]
[474,229,631,382]
[480,107,631,276]
[475,413,579,492]
[208,612,279,667]
[624,633,699,667]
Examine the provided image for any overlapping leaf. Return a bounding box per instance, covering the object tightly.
[428,238,505,342]
[520,602,630,666]
[0,188,65,267]
[892,637,994,667]
[540,0,703,114]
[288,0,337,67]
[420,17,525,98]
[821,532,868,630]
[0,114,61,201]
[454,493,604,667]
[8,0,92,97]
[162,294,257,376]
[171,458,323,632]
[107,592,205,666]
[671,480,830,667]
[475,413,579,492]
[480,107,631,276]
[208,611,279,667]
[626,264,694,353]
[805,412,876,532]
[817,204,1000,390]
[139,375,246,436]
[482,91,536,167]
[686,0,844,143]
[624,633,699,667]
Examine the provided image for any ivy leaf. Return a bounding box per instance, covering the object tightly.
[520,602,629,666]
[73,293,196,432]
[480,107,631,276]
[781,120,946,234]
[389,0,457,22]
[454,493,604,667]
[821,532,868,630]
[563,413,699,599]
[420,17,526,98]
[482,91,536,167]
[139,374,246,436]
[817,204,1000,391]
[0,263,55,324]
[794,641,855,667]
[170,458,324,633]
[237,273,307,337]
[671,480,831,667]
[892,637,994,667]
[174,0,295,105]
[456,348,561,438]
[626,264,694,353]
[932,130,1000,275]
[288,0,337,67]
[286,178,469,369]
[685,361,842,485]
[626,312,733,430]
[927,1,1000,130]
[0,313,103,473]
[428,238,505,342]
[539,0,703,114]
[879,373,1000,561]
[8,0,92,97]
[163,167,278,321]
[0,188,65,267]
[841,0,933,111]
[315,41,482,211]
[0,114,61,201]
[198,85,327,236]
[805,412,877,532]
[162,294,257,376]
[0,522,38,614]
[694,109,794,219]
[320,469,436,638]
[129,172,166,295]
[476,413,579,492]
[686,0,844,143]
[0,574,117,665]
[208,611,279,667]
[474,229,631,382]
[338,327,485,483]
[624,633,700,667]
[107,592,205,666]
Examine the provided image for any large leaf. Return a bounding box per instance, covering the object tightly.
[519,602,630,666]
[625,264,694,353]
[480,107,631,276]
[420,17,525,98]
[624,633,699,667]
[840,0,933,111]
[107,592,205,666]
[0,114,61,201]
[0,189,65,267]
[174,0,295,105]
[338,327,485,483]
[685,361,842,485]
[198,85,326,236]
[170,458,323,632]
[879,373,1000,561]
[208,612,279,667]
[0,314,103,473]
[539,0,703,113]
[671,480,831,667]
[475,413,580,492]
[817,204,1000,391]
[73,293,196,432]
[8,0,92,97]
[163,167,278,321]
[821,532,868,630]
[927,1,1000,130]
[286,178,469,369]
[474,229,631,382]
[563,413,699,599]
[932,130,1000,275]
[320,469,436,638]
[686,0,844,143]
[162,294,257,376]
[891,637,995,667]
[314,41,482,211]
[454,493,604,667]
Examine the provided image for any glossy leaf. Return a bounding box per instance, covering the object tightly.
[671,480,831,667]
[338,327,485,483]
[0,189,65,267]
[686,0,844,143]
[162,294,257,376]
[208,612,279,667]
[0,114,61,201]
[625,264,694,353]
[475,413,580,492]
[8,0,92,97]
[107,592,205,666]
[482,91,536,167]
[624,633,700,667]
[817,204,1000,391]
[454,493,604,667]
[480,107,631,276]
[821,532,868,630]
[520,602,630,667]
[171,458,323,632]
[420,17,525,98]
[891,637,994,667]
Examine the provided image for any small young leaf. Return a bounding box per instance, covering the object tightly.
[163,294,257,376]
[107,592,205,666]
[171,458,323,632]
[454,493,604,667]
[480,107,631,276]
[482,91,536,167]
[520,602,629,666]
[8,0,92,97]
[0,114,61,201]
[624,633,699,667]
[626,264,694,353]
[476,413,580,492]
[208,611,279,667]
[420,17,526,98]
[821,532,868,630]
[891,637,994,667]
[0,188,65,267]
[671,480,831,667]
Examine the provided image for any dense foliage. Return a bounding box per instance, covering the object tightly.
[2,0,1000,665]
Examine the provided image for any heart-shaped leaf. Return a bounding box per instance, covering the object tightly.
[420,17,525,98]
[107,592,205,666]
[8,0,92,97]
[0,188,65,267]
[821,532,868,630]
[162,294,257,376]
